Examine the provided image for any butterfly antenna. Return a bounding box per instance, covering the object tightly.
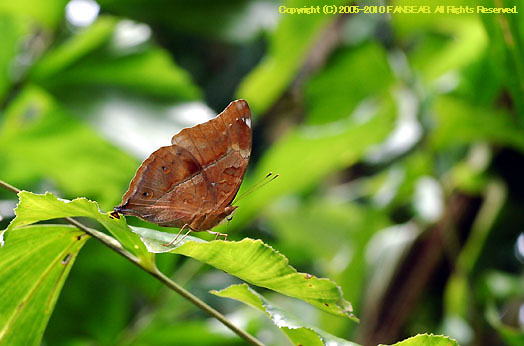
[234,172,279,202]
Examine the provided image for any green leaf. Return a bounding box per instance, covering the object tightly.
[0,0,67,30]
[130,225,205,252]
[304,43,393,124]
[267,200,390,311]
[4,191,154,267]
[124,320,246,346]
[480,0,524,121]
[30,16,200,100]
[29,17,117,82]
[132,227,355,319]
[212,284,359,346]
[0,224,88,346]
[0,85,139,208]
[392,0,486,82]
[430,96,524,152]
[381,333,459,346]
[97,0,250,41]
[0,14,27,102]
[411,19,486,82]
[42,48,200,100]
[237,0,348,114]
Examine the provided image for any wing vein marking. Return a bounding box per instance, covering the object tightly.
[198,125,219,202]
[135,115,245,204]
[220,113,234,148]
[146,147,234,200]
[184,130,217,204]
[187,130,205,164]
[208,120,225,200]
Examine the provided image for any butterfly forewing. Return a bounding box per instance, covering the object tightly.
[171,100,252,208]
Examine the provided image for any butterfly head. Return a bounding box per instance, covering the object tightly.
[225,205,237,222]
[113,201,130,215]
[217,205,238,226]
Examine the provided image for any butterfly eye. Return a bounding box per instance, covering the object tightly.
[226,215,233,221]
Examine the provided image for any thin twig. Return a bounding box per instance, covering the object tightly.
[0,179,264,346]
[0,180,20,194]
[151,268,263,345]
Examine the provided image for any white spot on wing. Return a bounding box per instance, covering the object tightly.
[235,101,244,111]
[240,149,249,158]
[243,117,252,128]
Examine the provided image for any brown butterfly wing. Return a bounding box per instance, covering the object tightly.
[115,99,252,230]
[171,99,252,210]
[114,145,217,228]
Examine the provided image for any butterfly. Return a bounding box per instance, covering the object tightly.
[114,100,252,244]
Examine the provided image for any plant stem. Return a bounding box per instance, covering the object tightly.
[0,180,265,346]
[0,180,19,194]
[151,268,264,345]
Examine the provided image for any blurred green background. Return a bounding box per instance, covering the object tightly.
[1,0,523,345]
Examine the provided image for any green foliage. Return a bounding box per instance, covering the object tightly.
[305,43,393,124]
[30,16,200,100]
[134,226,355,319]
[213,284,359,346]
[382,334,459,346]
[238,0,349,114]
[2,191,355,344]
[266,199,391,314]
[1,0,523,345]
[0,225,87,345]
[5,191,153,266]
[0,14,26,100]
[97,0,250,40]
[29,17,117,82]
[124,320,246,346]
[0,86,139,208]
[0,0,66,29]
[431,96,524,152]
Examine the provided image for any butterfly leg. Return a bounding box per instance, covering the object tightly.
[206,230,228,241]
[163,224,192,247]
